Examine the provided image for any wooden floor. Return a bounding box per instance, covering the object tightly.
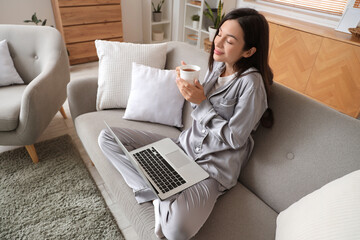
[0,62,139,240]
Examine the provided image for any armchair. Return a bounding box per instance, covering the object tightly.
[0,24,70,163]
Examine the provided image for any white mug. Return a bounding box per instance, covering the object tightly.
[179,65,201,85]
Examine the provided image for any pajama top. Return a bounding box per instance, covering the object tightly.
[177,61,268,189]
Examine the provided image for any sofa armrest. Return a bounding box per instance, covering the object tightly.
[67,77,98,121]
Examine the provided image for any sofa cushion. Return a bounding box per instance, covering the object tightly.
[194,183,277,240]
[75,110,181,141]
[123,63,184,127]
[95,40,167,110]
[0,85,26,131]
[240,83,360,213]
[74,109,181,240]
[276,170,360,240]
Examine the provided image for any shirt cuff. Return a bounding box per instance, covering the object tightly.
[191,99,217,126]
[134,188,157,204]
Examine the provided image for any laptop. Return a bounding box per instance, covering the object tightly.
[104,121,209,200]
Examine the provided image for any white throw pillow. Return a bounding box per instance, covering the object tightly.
[95,40,167,110]
[0,39,24,87]
[123,62,184,127]
[276,170,360,240]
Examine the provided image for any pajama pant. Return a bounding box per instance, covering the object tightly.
[98,128,226,240]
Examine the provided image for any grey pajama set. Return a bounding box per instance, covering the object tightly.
[98,61,268,240]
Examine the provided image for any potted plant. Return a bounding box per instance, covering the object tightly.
[24,12,51,26]
[152,0,165,22]
[191,14,200,29]
[203,0,225,41]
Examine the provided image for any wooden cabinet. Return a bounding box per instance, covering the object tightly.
[266,16,360,118]
[268,22,278,53]
[269,25,322,93]
[305,38,360,117]
[51,0,123,65]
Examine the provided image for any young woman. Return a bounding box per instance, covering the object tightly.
[98,8,273,240]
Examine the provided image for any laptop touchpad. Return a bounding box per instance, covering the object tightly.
[166,150,191,168]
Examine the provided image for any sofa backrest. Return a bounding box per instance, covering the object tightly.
[240,83,360,213]
[166,41,360,214]
[0,25,67,84]
[165,41,209,130]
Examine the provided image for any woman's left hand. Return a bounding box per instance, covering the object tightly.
[176,77,206,104]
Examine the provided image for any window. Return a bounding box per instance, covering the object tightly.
[262,0,348,15]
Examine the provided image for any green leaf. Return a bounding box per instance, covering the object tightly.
[203,1,214,24]
[214,1,225,29]
[32,13,37,23]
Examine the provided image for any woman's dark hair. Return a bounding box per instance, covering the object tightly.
[208,8,274,128]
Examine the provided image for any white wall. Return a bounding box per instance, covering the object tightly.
[0,0,143,43]
[0,0,56,26]
[121,0,143,43]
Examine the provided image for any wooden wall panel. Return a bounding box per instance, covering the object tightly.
[58,0,120,7]
[305,38,360,117]
[60,5,122,26]
[51,0,123,65]
[269,25,322,93]
[268,22,278,54]
[63,22,123,43]
[67,37,123,65]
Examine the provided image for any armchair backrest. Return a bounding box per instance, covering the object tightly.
[0,24,67,84]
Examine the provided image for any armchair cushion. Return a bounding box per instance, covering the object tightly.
[0,40,24,87]
[0,85,26,131]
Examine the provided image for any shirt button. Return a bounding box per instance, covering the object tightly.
[202,129,206,134]
[195,147,201,152]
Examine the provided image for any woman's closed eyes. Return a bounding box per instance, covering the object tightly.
[217,30,236,45]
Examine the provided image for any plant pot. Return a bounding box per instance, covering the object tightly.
[208,27,217,42]
[152,30,164,41]
[192,21,199,29]
[153,12,162,22]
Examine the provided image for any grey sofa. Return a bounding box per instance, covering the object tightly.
[67,41,360,239]
[0,25,70,163]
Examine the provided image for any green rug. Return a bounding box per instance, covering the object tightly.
[0,135,124,240]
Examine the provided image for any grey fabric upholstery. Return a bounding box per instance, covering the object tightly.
[194,183,277,240]
[240,83,360,213]
[0,85,26,131]
[0,25,70,145]
[67,76,98,121]
[74,110,181,240]
[68,41,360,239]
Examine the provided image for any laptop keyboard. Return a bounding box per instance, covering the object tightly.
[133,147,186,194]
